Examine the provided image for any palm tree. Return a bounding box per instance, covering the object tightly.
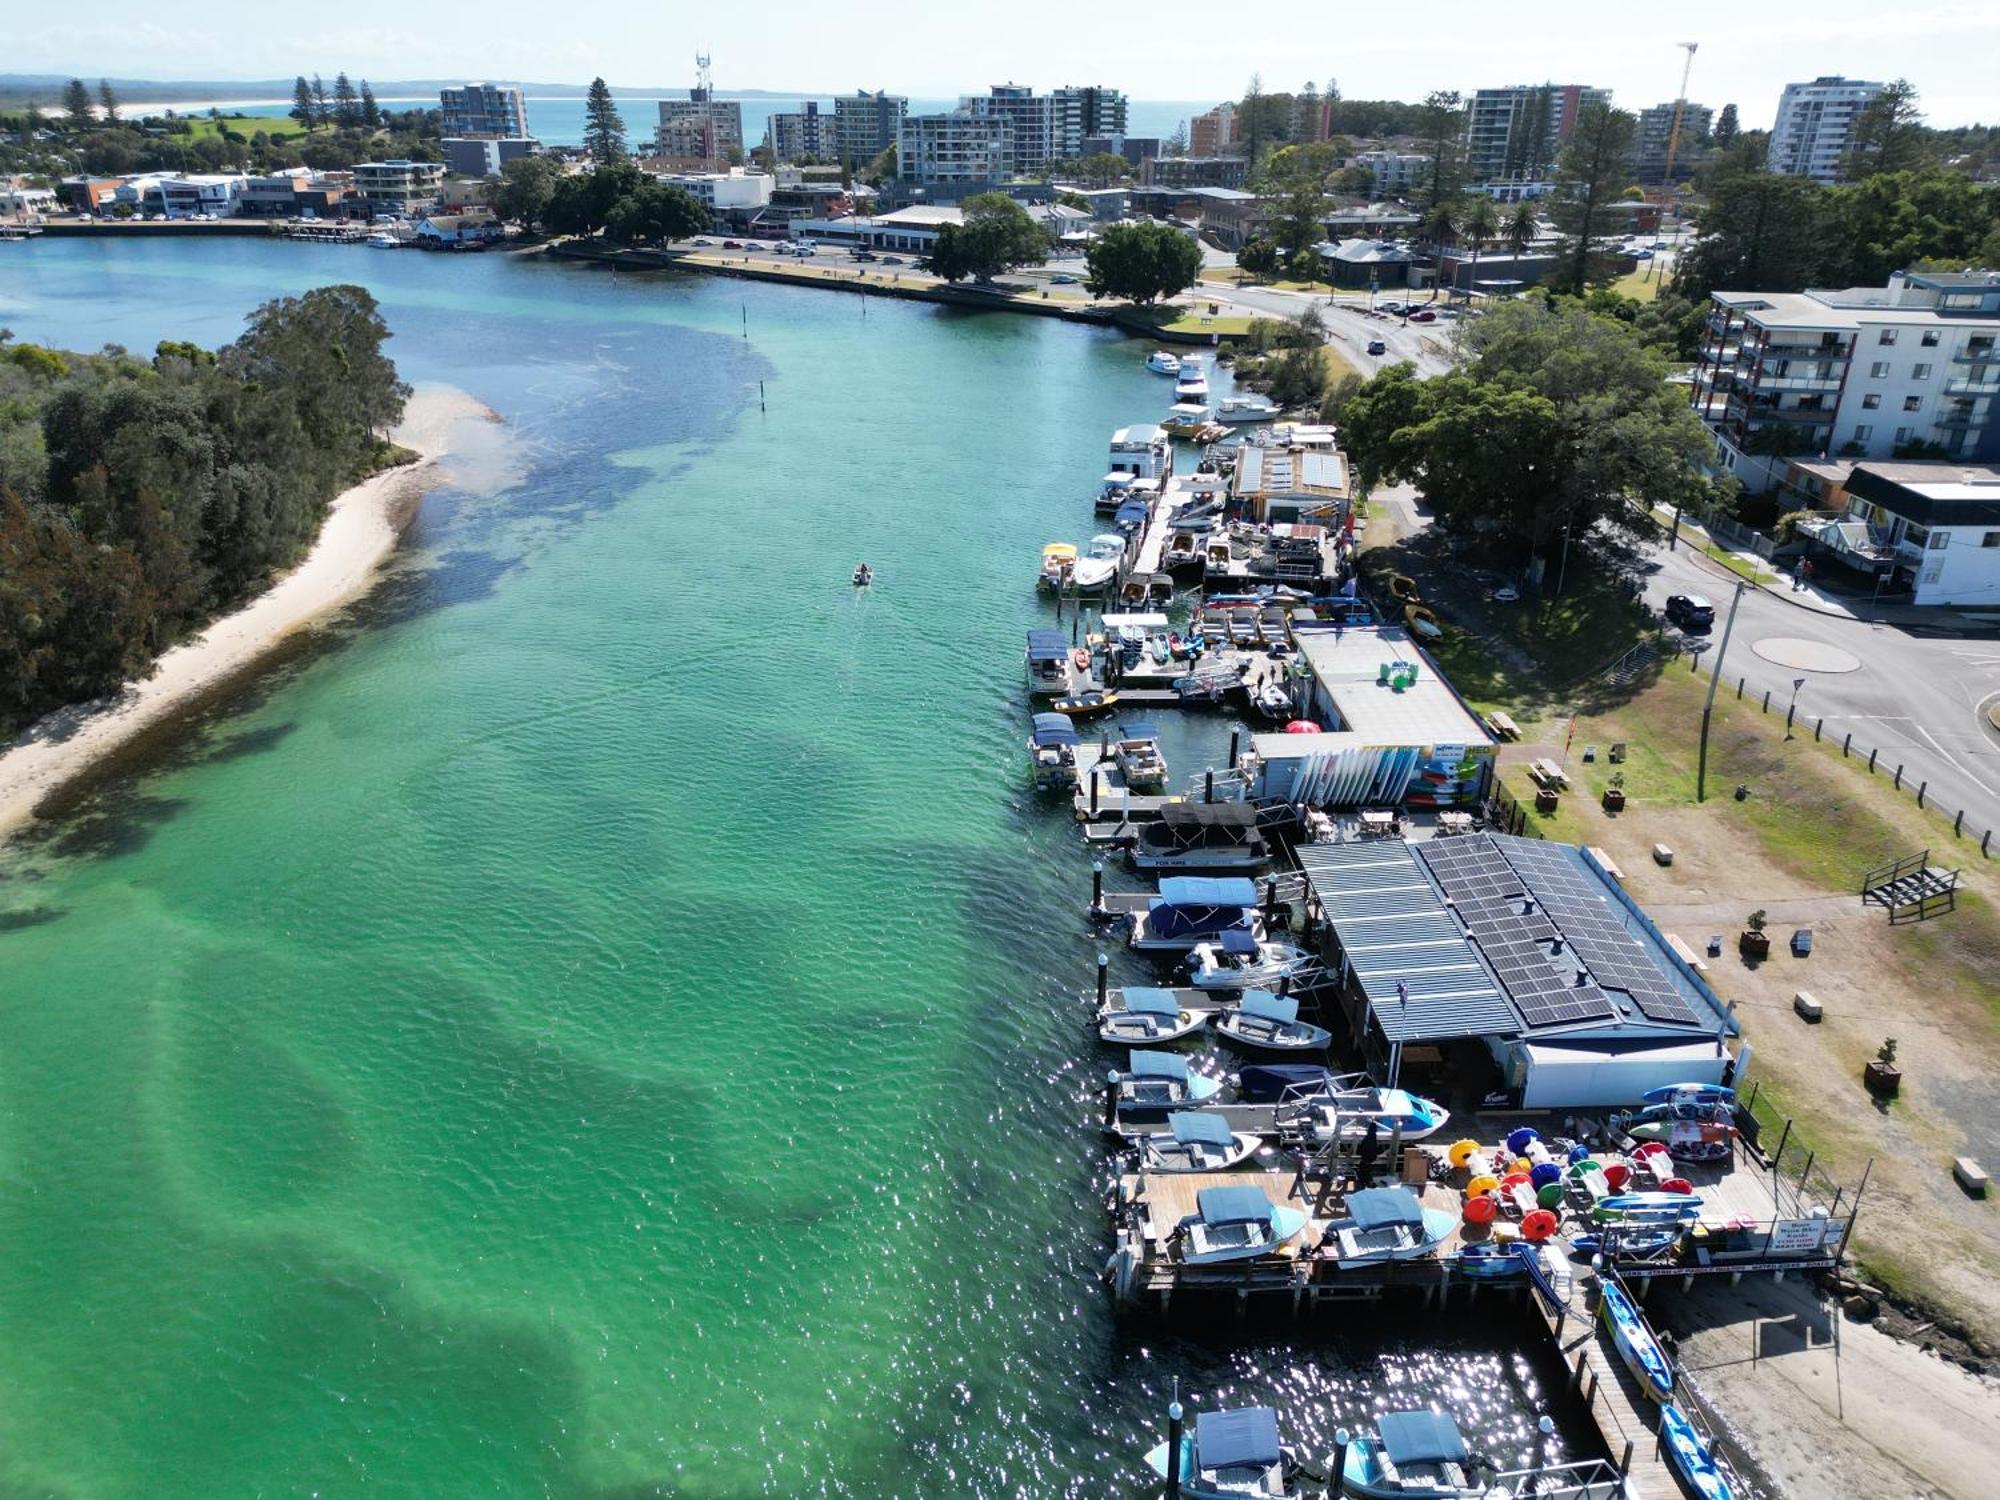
[1506,200,1539,256]
[1418,201,1459,249]
[1460,198,1499,303]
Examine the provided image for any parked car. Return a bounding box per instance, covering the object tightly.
[852,249,877,261]
[1408,309,1436,323]
[722,239,743,248]
[1664,593,1716,630]
[1631,248,1655,260]
[693,237,713,246]
[1366,339,1387,355]
[881,255,904,265]
[1379,300,1405,314]
[1050,272,1079,284]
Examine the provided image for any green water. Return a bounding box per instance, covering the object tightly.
[0,242,1576,1497]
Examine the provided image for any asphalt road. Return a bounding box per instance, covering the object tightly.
[1640,539,2000,841]
[1203,281,1457,377]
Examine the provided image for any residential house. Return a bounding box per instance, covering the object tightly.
[1353,151,1431,196]
[1809,461,2000,603]
[1315,238,1419,290]
[1,178,58,216]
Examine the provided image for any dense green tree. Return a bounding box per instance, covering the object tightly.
[1236,237,1280,278]
[1506,202,1539,257]
[97,80,119,124]
[1711,103,1739,147]
[1330,164,1374,195]
[1083,221,1203,305]
[604,182,710,245]
[290,77,316,131]
[311,75,330,126]
[1549,103,1637,292]
[1827,169,1999,286]
[1842,80,1927,180]
[543,161,647,237]
[492,155,565,232]
[333,74,361,130]
[1418,201,1459,248]
[583,77,627,163]
[1670,171,1829,300]
[62,79,95,132]
[360,81,382,131]
[21,102,46,139]
[1076,152,1131,187]
[925,193,1047,282]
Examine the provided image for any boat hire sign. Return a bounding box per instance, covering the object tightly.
[1767,1217,1840,1254]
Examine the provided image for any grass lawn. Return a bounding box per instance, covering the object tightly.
[175,112,310,145]
[1610,266,1666,301]
[1321,344,1363,387]
[1140,308,1258,337]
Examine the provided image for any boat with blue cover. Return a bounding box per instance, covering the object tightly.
[1028,712,1079,790]
[1658,1402,1736,1500]
[1111,1050,1222,1119]
[1600,1279,1675,1401]
[1026,629,1078,698]
[1135,1111,1262,1173]
[1214,990,1332,1052]
[1340,1409,1484,1498]
[1128,877,1264,952]
[1325,1187,1457,1266]
[1172,1184,1308,1264]
[1453,1242,1530,1280]
[1145,1405,1300,1499]
[1097,986,1207,1045]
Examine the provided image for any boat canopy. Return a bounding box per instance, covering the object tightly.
[1042,542,1079,560]
[1129,1050,1191,1081]
[1220,928,1260,957]
[1088,533,1127,558]
[1121,987,1180,1017]
[1158,877,1259,907]
[1113,499,1150,529]
[1344,1187,1424,1231]
[1100,612,1171,629]
[1026,629,1069,662]
[1162,802,1259,831]
[1376,1410,1467,1467]
[1031,713,1080,747]
[1100,470,1136,489]
[1195,1406,1283,1470]
[1238,1064,1334,1102]
[1196,1185,1274,1226]
[1238,990,1298,1024]
[1169,1111,1237,1147]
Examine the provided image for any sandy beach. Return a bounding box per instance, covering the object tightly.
[0,383,493,844]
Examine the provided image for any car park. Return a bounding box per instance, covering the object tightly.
[1664,593,1715,630]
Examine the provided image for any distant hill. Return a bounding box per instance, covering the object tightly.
[0,74,815,105]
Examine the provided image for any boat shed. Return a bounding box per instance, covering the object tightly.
[1230,444,1351,526]
[1241,625,1494,811]
[1294,834,1739,1108]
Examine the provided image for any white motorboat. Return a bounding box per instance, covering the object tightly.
[1096,986,1206,1045]
[1325,1187,1457,1266]
[1147,349,1183,375]
[1172,1184,1307,1264]
[1341,1410,1485,1499]
[1175,362,1211,401]
[1214,990,1332,1052]
[1135,1112,1262,1173]
[1216,394,1281,424]
[1249,678,1294,720]
[1146,1406,1303,1500]
[1187,932,1312,990]
[1294,1081,1452,1144]
[1070,533,1125,594]
[366,230,402,248]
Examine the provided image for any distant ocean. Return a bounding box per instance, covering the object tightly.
[178,94,1213,151]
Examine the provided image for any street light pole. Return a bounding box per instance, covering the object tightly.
[1695,580,1749,802]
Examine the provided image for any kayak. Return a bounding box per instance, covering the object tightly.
[1600,1280,1674,1401]
[1659,1402,1736,1500]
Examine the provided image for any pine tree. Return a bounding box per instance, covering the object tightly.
[360,81,381,131]
[22,102,45,139]
[333,73,360,130]
[97,79,119,123]
[311,75,330,126]
[62,78,96,132]
[583,77,628,163]
[1712,103,1739,148]
[291,76,316,130]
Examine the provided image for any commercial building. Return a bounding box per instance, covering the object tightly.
[441,137,540,178]
[351,159,446,214]
[896,110,1014,190]
[656,92,744,169]
[1352,151,1431,196]
[1314,238,1419,290]
[439,83,528,139]
[1797,461,2000,605]
[765,102,833,163]
[658,169,773,216]
[833,90,907,167]
[1464,84,1611,183]
[1630,101,1712,184]
[1190,103,1236,158]
[1140,155,1250,190]
[1767,76,1883,181]
[1691,270,2000,490]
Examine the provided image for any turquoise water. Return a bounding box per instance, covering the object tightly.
[0,241,1578,1496]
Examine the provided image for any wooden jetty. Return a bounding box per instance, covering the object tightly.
[1525,1264,1677,1499]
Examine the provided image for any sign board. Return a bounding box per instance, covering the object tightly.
[1431,744,1466,763]
[1767,1217,1837,1254]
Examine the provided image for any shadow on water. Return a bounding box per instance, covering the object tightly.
[197,721,299,765]
[0,906,64,933]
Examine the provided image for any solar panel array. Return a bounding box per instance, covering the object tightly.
[1498,841,1704,1025]
[1417,838,1618,1028]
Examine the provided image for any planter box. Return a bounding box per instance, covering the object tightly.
[1864,1060,1901,1097]
[1602,788,1626,813]
[1535,789,1560,814]
[1739,930,1771,960]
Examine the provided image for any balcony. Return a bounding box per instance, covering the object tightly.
[1945,377,2000,396]
[1749,373,1846,393]
[1698,341,1742,364]
[1933,409,1980,430]
[1954,345,1999,365]
[1759,338,1850,357]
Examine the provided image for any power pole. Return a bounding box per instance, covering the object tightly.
[1695,579,1747,802]
[1662,43,1699,188]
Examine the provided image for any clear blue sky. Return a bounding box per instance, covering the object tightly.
[14,0,1997,127]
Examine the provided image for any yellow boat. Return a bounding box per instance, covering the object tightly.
[1039,542,1078,591]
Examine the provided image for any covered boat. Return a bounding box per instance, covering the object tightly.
[1028,712,1079,790]
[1175,362,1211,401]
[1039,542,1078,591]
[1145,1406,1300,1500]
[1214,990,1331,1052]
[1325,1187,1456,1266]
[1131,802,1271,874]
[1128,876,1264,952]
[1147,349,1183,375]
[1217,393,1282,424]
[1340,1410,1483,1498]
[1173,1185,1307,1264]
[1600,1280,1674,1401]
[1135,1111,1262,1173]
[1187,930,1311,988]
[1025,629,1076,699]
[1112,1049,1222,1116]
[1096,985,1207,1045]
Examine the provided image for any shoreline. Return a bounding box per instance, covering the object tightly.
[0,383,494,846]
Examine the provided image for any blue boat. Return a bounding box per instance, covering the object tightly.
[1173,1185,1308,1265]
[1097,985,1207,1045]
[1214,989,1332,1052]
[1658,1402,1736,1500]
[1128,876,1263,952]
[1641,1081,1735,1106]
[1111,1050,1221,1122]
[1454,1242,1530,1280]
[1145,1405,1300,1499]
[1341,1409,1483,1497]
[1325,1187,1457,1267]
[1600,1279,1675,1401]
[1027,711,1080,789]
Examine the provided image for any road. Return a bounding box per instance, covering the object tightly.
[1639,538,2000,840]
[1202,280,1458,377]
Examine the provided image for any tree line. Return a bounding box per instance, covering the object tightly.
[0,287,409,731]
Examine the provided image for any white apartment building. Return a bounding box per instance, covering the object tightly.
[656,93,744,167]
[1465,84,1611,182]
[1691,270,2000,491]
[351,160,447,212]
[1353,151,1431,196]
[439,83,528,139]
[656,170,773,213]
[1767,77,1883,181]
[897,111,1014,188]
[1804,462,2000,605]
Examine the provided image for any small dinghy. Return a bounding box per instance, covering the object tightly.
[1659,1402,1737,1500]
[1600,1279,1675,1401]
[1187,931,1312,990]
[1214,990,1331,1052]
[1454,1242,1530,1280]
[1096,986,1207,1045]
[1249,678,1294,720]
[851,562,873,586]
[1050,689,1120,718]
[1145,1405,1303,1500]
[1135,1111,1262,1173]
[1340,1410,1485,1499]
[1171,1185,1307,1265]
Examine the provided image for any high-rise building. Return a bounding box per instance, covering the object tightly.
[1050,85,1128,160]
[439,83,527,139]
[1190,103,1236,158]
[1767,77,1884,181]
[1631,101,1713,183]
[1465,85,1611,182]
[656,91,744,168]
[766,102,833,163]
[964,84,1051,171]
[896,110,1014,189]
[834,90,907,166]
